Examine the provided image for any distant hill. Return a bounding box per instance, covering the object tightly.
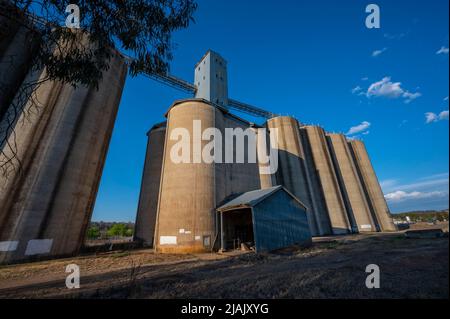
[392,209,449,222]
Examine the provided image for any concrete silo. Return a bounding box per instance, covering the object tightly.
[348,140,396,232]
[266,116,319,236]
[155,99,218,253]
[0,37,127,264]
[0,7,39,119]
[301,126,351,234]
[327,134,376,232]
[154,98,263,253]
[134,122,167,247]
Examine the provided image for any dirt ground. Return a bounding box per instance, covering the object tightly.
[0,224,448,299]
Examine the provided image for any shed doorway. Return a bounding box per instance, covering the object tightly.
[220,208,255,251]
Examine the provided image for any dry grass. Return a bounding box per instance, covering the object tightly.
[0,227,448,299]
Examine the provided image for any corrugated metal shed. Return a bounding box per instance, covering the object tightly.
[217,186,312,252]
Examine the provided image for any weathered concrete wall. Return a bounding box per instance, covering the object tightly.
[267,116,319,236]
[256,124,276,189]
[0,50,127,264]
[134,122,166,247]
[298,128,332,235]
[215,113,261,206]
[155,100,218,253]
[253,190,312,252]
[327,134,376,232]
[300,126,351,234]
[349,140,396,232]
[0,10,39,120]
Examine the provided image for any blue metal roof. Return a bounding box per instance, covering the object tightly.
[217,186,307,212]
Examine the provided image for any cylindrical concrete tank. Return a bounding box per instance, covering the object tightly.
[0,44,127,264]
[301,126,351,235]
[155,100,218,253]
[348,140,396,232]
[267,116,319,236]
[299,128,332,235]
[327,134,376,232]
[134,122,167,247]
[0,8,39,120]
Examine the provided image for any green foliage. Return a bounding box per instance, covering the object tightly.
[87,226,100,239]
[106,223,134,238]
[4,0,198,87]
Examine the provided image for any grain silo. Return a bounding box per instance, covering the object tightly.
[298,128,332,235]
[0,33,127,264]
[300,126,351,234]
[348,140,396,232]
[134,122,167,246]
[327,134,376,232]
[154,98,263,253]
[154,99,219,253]
[266,116,319,236]
[0,5,39,119]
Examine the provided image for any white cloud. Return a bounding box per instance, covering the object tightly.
[444,96,449,102]
[351,86,362,94]
[385,190,447,202]
[361,77,369,81]
[366,76,421,103]
[439,110,449,120]
[383,174,449,211]
[346,121,371,135]
[425,112,438,123]
[425,110,449,123]
[382,176,449,193]
[372,48,387,57]
[436,46,449,55]
[403,91,422,104]
[367,77,403,98]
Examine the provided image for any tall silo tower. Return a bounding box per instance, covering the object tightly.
[194,50,228,107]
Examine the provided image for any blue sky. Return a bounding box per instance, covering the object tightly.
[92,0,449,221]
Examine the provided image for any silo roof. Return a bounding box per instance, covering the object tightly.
[217,186,307,212]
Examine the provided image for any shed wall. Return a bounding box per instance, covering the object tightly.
[253,190,312,252]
